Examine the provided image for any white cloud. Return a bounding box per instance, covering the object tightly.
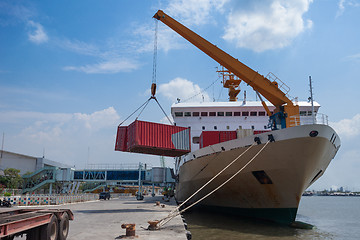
[336,0,360,17]
[158,77,210,103]
[1,107,121,167]
[132,24,186,53]
[330,113,360,138]
[166,0,229,26]
[132,0,229,54]
[343,52,360,61]
[63,59,139,74]
[56,38,100,57]
[27,20,48,44]
[73,107,120,130]
[223,0,313,52]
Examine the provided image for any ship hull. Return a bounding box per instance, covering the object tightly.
[175,124,340,224]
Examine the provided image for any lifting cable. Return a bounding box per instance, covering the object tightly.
[118,19,173,126]
[155,140,271,228]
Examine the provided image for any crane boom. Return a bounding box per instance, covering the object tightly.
[153,10,300,128]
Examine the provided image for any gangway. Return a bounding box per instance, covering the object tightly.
[22,164,175,194]
[22,167,57,194]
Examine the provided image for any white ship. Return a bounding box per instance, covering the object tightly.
[153,10,341,224]
[171,100,340,224]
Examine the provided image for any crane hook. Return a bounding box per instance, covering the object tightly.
[151,83,157,97]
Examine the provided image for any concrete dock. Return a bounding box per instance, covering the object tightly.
[14,195,189,240]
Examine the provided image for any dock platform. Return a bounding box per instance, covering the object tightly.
[13,195,188,240]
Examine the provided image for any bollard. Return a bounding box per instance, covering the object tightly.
[121,223,136,236]
[147,220,160,230]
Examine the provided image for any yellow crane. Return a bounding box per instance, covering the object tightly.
[153,10,300,129]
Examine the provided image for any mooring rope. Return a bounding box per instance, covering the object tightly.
[157,140,270,227]
[169,142,256,216]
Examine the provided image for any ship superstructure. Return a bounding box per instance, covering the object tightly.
[172,100,322,152]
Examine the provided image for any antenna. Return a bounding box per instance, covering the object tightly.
[309,76,315,124]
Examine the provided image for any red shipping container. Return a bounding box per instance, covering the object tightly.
[115,126,128,151]
[200,131,220,148]
[126,120,191,157]
[219,131,237,143]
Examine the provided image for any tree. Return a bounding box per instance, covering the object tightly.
[4,168,23,189]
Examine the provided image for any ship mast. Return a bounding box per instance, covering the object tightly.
[309,76,315,124]
[217,66,241,102]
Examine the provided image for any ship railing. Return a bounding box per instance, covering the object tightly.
[85,163,152,170]
[299,113,329,126]
[289,114,301,127]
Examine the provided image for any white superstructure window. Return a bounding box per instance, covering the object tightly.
[209,112,216,116]
[217,112,224,116]
[226,112,232,116]
[184,112,191,117]
[175,112,183,117]
[193,112,199,117]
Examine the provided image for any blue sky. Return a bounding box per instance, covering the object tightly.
[1,0,360,191]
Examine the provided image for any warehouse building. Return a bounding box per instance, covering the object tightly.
[0,150,72,175]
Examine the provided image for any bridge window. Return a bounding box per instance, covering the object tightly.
[300,111,307,116]
[193,112,199,116]
[234,112,241,116]
[209,112,216,116]
[201,112,208,117]
[175,112,183,117]
[259,111,266,116]
[250,112,257,116]
[74,171,84,180]
[84,171,105,180]
[107,170,144,181]
[242,112,249,116]
[184,112,191,117]
[217,112,224,116]
[226,112,232,116]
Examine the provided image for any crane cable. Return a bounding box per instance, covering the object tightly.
[155,140,270,228]
[152,19,158,85]
[151,19,158,97]
[118,20,173,126]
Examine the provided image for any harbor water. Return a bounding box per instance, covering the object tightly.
[183,196,360,240]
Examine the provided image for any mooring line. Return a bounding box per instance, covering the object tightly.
[157,140,270,227]
[170,142,256,216]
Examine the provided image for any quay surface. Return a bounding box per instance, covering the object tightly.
[13,195,188,240]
